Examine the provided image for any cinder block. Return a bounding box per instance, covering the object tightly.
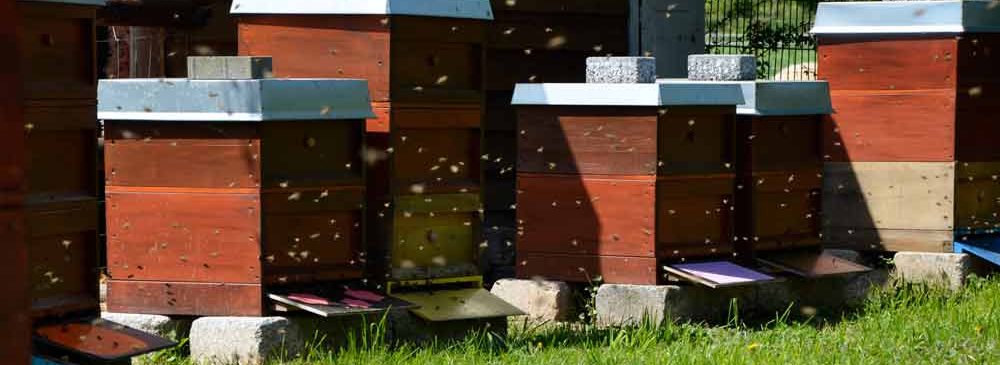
[687,54,756,81]
[187,56,273,80]
[190,317,303,365]
[100,312,192,342]
[586,57,657,84]
[893,252,978,290]
[490,279,574,323]
[387,310,507,345]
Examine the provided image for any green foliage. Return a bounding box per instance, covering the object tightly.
[706,0,820,78]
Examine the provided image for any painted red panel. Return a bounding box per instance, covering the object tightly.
[516,252,658,285]
[107,280,264,316]
[517,174,656,257]
[824,90,956,162]
[817,36,958,92]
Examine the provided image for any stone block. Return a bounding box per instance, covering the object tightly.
[187,56,273,80]
[688,54,756,81]
[490,279,574,323]
[893,252,975,290]
[190,317,302,365]
[100,312,192,342]
[586,57,657,84]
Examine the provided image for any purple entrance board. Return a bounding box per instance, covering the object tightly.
[671,261,775,286]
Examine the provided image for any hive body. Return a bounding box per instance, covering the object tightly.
[814,1,1000,252]
[99,79,372,316]
[234,3,492,288]
[513,82,744,284]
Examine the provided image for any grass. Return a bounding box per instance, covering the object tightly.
[150,276,1000,365]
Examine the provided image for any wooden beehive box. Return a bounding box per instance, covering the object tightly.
[512,81,750,285]
[98,76,381,317]
[814,1,1000,254]
[12,0,177,362]
[2,2,29,362]
[231,1,524,321]
[730,81,831,253]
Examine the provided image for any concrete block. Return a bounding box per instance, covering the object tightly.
[387,310,507,345]
[101,312,192,342]
[688,54,756,81]
[490,279,574,323]
[586,57,657,84]
[893,252,975,290]
[187,56,273,80]
[190,317,302,365]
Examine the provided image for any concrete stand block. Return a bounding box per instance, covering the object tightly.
[490,279,574,323]
[688,54,756,81]
[187,56,273,80]
[387,310,507,345]
[190,317,303,365]
[101,312,192,342]
[586,57,657,84]
[893,252,977,290]
[595,284,742,325]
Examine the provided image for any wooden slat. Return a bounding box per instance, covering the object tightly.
[392,127,481,193]
[260,187,364,214]
[817,36,958,91]
[237,15,391,102]
[516,252,658,285]
[105,135,261,190]
[488,12,629,53]
[517,106,659,175]
[517,174,656,257]
[822,227,953,253]
[656,174,735,259]
[740,115,823,170]
[262,211,361,275]
[260,121,363,188]
[822,162,955,231]
[105,191,262,284]
[744,169,823,252]
[484,50,592,91]
[658,106,734,175]
[107,280,264,316]
[824,90,956,162]
[390,17,487,44]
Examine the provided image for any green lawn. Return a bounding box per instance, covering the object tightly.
[151,276,1000,365]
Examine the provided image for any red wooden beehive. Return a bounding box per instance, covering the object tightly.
[814,1,1000,253]
[12,0,176,362]
[98,74,377,317]
[512,79,747,285]
[230,1,524,321]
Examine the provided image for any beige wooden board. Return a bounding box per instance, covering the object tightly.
[822,162,955,231]
[822,227,953,253]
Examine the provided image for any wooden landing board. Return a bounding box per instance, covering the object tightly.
[757,251,871,278]
[391,288,524,322]
[268,289,416,318]
[34,318,176,362]
[663,262,775,288]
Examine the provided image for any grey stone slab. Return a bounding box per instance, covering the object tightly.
[100,312,192,342]
[187,56,274,80]
[190,317,303,365]
[893,252,978,290]
[688,54,757,81]
[586,57,657,84]
[490,279,574,323]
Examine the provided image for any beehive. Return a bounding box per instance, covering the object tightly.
[231,1,523,320]
[731,81,831,253]
[512,76,749,285]
[814,1,1000,254]
[98,75,378,317]
[13,0,176,362]
[1,2,29,362]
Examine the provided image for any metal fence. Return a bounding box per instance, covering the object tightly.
[706,0,826,80]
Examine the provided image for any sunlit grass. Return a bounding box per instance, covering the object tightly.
[152,276,1000,365]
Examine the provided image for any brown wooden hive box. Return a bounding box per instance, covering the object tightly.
[98,76,375,317]
[12,0,178,363]
[231,1,492,285]
[813,1,1000,253]
[511,81,746,285]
